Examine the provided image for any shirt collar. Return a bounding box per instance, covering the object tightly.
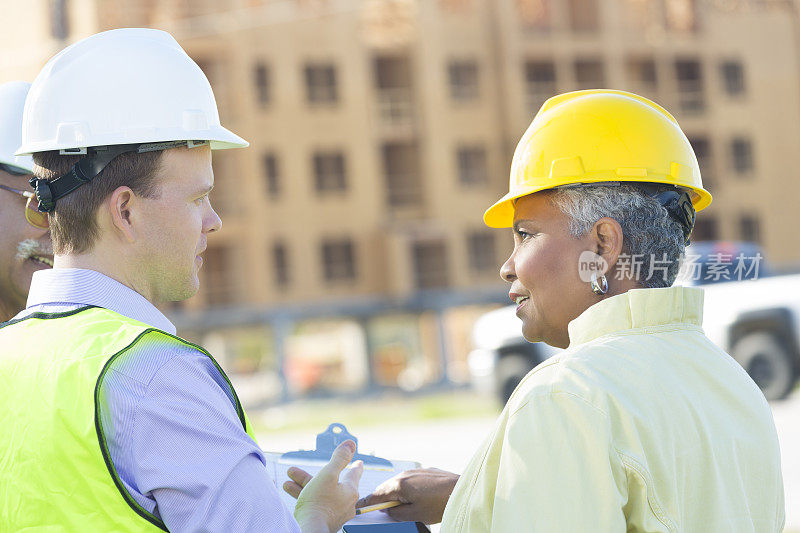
[567,286,704,346]
[26,268,177,335]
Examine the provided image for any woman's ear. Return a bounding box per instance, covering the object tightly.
[591,217,625,271]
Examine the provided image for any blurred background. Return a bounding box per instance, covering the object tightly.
[3,0,800,528]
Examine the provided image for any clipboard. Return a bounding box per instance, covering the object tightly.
[343,522,431,532]
[279,423,393,467]
[265,423,419,528]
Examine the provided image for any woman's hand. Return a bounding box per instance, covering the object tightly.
[285,440,364,533]
[356,468,460,525]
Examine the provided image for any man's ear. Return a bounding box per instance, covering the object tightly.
[106,186,137,243]
[591,217,625,271]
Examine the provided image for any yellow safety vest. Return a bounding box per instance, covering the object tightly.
[0,306,257,531]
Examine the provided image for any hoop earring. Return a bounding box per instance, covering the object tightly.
[590,272,608,295]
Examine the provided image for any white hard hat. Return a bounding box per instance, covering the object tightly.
[0,81,33,173]
[16,28,247,155]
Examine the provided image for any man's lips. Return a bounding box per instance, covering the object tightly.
[16,239,54,266]
[27,254,53,267]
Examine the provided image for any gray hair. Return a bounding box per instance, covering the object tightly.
[549,184,686,288]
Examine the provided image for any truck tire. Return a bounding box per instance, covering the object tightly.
[732,332,795,401]
[496,353,535,405]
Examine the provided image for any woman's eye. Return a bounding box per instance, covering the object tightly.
[516,229,534,240]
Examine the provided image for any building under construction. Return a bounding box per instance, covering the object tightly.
[2,0,799,401]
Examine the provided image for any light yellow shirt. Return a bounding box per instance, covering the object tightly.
[442,287,784,532]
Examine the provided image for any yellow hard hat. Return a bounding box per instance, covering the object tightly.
[484,89,713,228]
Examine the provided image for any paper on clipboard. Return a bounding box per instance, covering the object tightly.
[265,423,419,528]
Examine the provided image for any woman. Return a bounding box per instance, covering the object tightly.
[350,90,785,531]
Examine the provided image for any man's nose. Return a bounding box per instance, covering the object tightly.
[206,204,222,233]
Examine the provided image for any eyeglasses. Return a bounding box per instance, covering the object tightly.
[0,182,49,229]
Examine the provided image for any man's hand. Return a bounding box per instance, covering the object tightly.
[356,468,459,525]
[287,440,364,533]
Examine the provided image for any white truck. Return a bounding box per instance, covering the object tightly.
[468,242,800,403]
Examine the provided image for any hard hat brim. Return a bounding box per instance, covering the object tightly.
[0,155,34,174]
[207,126,250,150]
[15,125,248,156]
[0,81,33,172]
[483,181,713,229]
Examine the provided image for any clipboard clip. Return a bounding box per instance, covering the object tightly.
[280,423,393,467]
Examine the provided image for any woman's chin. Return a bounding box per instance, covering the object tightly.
[521,323,542,343]
[522,324,569,349]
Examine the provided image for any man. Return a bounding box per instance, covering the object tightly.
[0,29,360,533]
[0,81,52,321]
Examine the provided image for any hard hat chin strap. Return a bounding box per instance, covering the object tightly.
[632,183,695,245]
[653,189,695,245]
[30,140,208,213]
[30,145,133,213]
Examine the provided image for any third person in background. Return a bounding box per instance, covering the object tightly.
[0,81,52,321]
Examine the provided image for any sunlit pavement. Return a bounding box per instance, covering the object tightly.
[260,390,800,530]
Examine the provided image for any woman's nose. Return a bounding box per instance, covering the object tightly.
[500,253,516,282]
